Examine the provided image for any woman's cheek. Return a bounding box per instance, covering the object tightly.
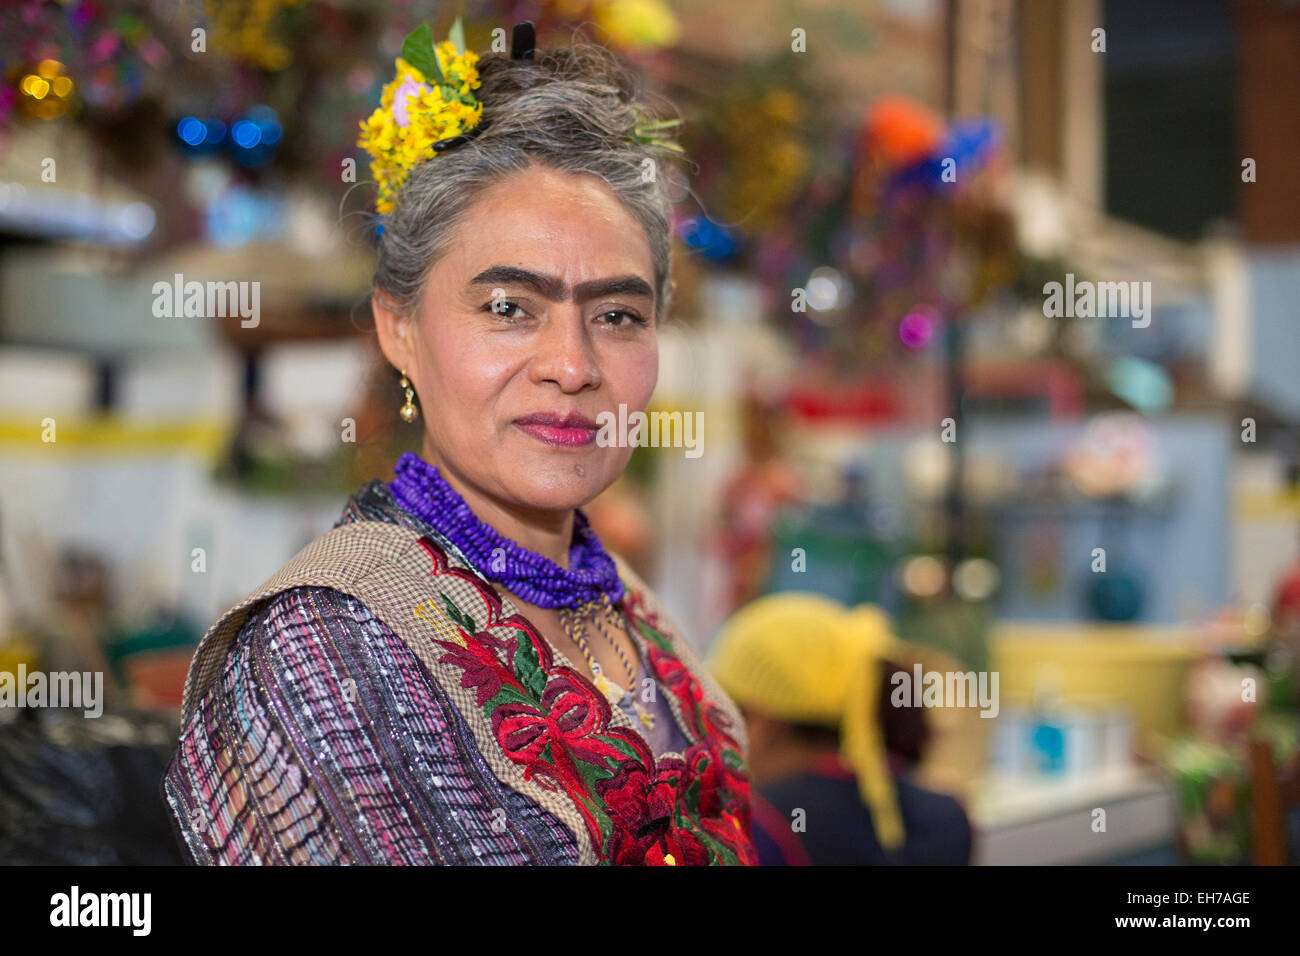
[436,332,517,407]
[617,339,659,409]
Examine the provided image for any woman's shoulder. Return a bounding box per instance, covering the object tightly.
[227,584,419,697]
[185,478,440,705]
[175,580,441,753]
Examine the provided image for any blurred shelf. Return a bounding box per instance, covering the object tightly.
[970,766,1176,864]
[0,415,228,458]
[0,182,155,245]
[985,488,1180,519]
[214,301,368,351]
[1234,490,1300,520]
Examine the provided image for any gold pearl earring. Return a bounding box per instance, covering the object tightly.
[398,369,419,423]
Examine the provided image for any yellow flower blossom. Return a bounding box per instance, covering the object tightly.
[358,37,483,215]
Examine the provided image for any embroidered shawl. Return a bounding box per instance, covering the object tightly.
[164,479,757,865]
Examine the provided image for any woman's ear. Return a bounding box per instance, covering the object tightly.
[372,289,417,373]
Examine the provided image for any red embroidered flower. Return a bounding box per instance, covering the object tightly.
[619,590,661,630]
[686,749,724,819]
[493,679,602,764]
[541,676,633,767]
[645,817,710,866]
[699,810,758,864]
[434,639,506,707]
[602,763,652,830]
[648,646,705,709]
[416,535,760,865]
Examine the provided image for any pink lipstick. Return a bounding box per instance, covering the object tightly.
[514,412,599,448]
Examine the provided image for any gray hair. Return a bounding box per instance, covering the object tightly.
[373,42,682,325]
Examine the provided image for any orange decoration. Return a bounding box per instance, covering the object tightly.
[861,95,945,169]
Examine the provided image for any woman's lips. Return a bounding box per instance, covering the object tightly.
[514,413,598,448]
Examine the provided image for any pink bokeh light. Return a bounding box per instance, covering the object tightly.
[899,305,939,348]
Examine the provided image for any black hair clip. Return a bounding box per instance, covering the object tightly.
[431,131,479,152]
[511,21,536,60]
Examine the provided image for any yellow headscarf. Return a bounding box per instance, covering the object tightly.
[708,592,908,850]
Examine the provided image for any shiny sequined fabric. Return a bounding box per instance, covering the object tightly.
[163,479,756,865]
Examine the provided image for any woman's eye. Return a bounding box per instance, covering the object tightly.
[484,300,525,320]
[597,309,645,327]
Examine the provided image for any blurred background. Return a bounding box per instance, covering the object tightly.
[1,0,1299,865]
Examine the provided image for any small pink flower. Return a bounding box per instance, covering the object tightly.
[392,75,428,128]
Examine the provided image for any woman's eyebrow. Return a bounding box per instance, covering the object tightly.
[469,266,652,303]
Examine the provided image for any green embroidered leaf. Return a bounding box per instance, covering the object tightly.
[439,593,477,634]
[635,618,672,652]
[485,686,533,712]
[448,15,466,55]
[722,748,745,771]
[575,755,609,792]
[402,22,444,83]
[513,637,548,698]
[680,806,734,864]
[606,736,640,763]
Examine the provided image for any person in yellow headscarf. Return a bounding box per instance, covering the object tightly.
[710,592,972,865]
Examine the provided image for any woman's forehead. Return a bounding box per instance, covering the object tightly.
[443,170,654,283]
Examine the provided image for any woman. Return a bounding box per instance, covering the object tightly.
[709,592,972,865]
[164,22,757,866]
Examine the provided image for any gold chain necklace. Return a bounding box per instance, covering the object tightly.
[558,595,655,730]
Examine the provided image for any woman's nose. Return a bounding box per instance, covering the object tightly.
[529,309,601,393]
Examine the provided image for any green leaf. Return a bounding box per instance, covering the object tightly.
[449,15,466,55]
[401,22,444,83]
[636,118,682,132]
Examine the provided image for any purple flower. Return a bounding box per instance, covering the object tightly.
[392,75,428,128]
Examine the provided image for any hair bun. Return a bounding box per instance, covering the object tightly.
[476,43,637,108]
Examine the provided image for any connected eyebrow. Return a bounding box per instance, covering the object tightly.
[469,266,654,303]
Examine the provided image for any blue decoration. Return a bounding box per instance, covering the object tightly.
[887,119,1000,193]
[678,215,740,261]
[174,106,282,168]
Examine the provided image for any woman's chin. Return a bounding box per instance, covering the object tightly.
[502,451,624,512]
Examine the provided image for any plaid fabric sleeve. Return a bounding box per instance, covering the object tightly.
[163,585,579,865]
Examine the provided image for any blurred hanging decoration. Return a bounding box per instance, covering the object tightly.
[203,0,303,71]
[228,104,282,166]
[0,0,687,226]
[0,1,174,132]
[898,303,940,349]
[590,0,679,52]
[758,91,1010,375]
[859,95,945,169]
[664,47,830,316]
[509,0,680,54]
[15,58,74,121]
[710,88,810,234]
[176,105,281,165]
[677,213,740,262]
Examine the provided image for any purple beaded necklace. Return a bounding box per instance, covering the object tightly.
[387,451,625,609]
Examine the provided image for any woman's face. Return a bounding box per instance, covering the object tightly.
[383,163,660,516]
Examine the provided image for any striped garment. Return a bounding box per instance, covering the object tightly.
[164,479,757,865]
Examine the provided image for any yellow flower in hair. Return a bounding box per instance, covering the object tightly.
[357,19,483,215]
